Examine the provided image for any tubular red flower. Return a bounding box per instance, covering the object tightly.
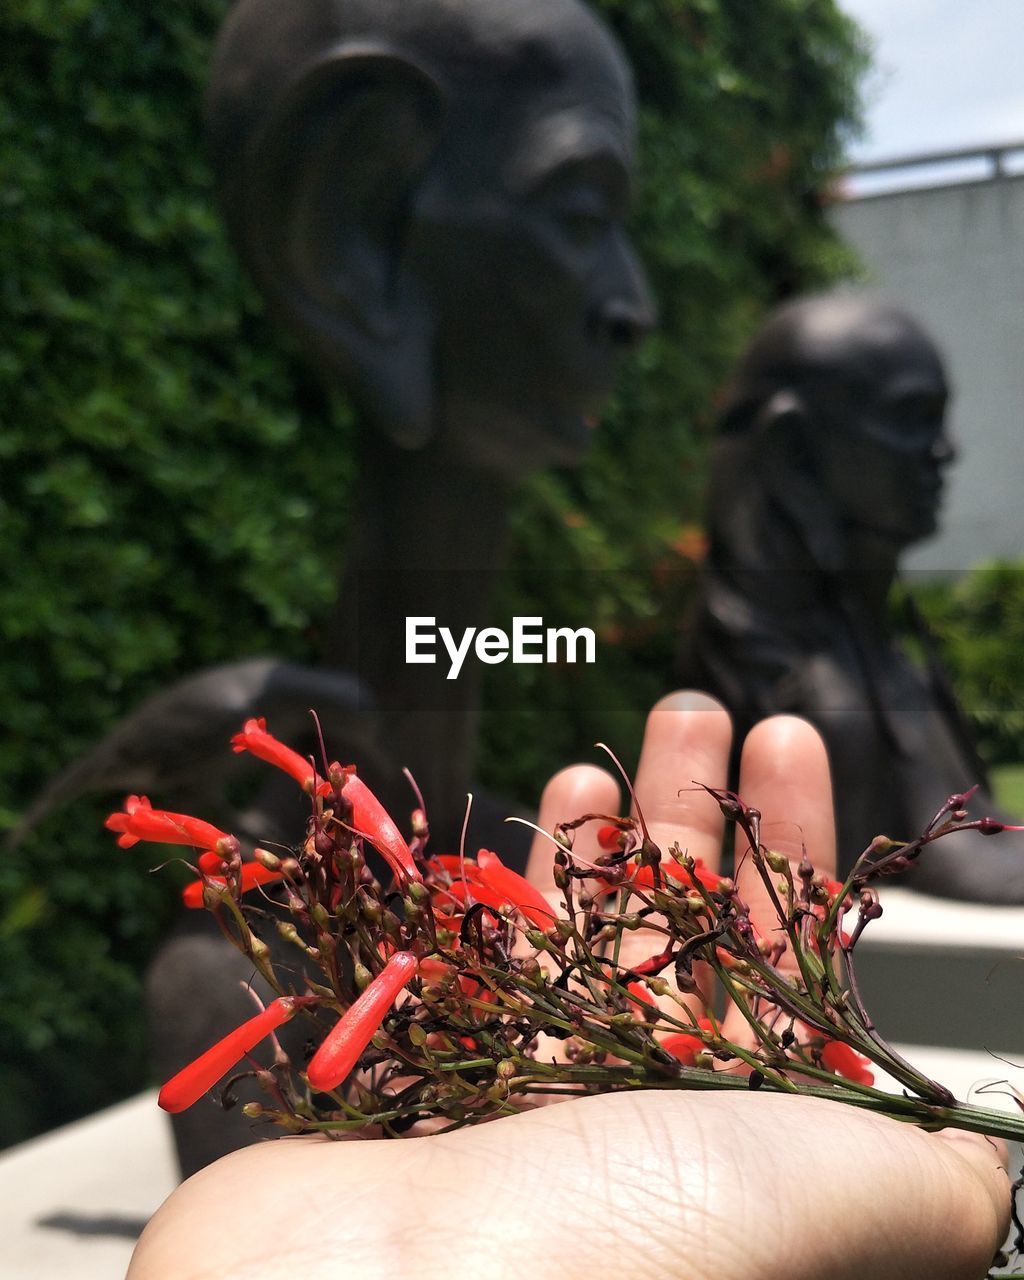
[626,980,656,1008]
[428,853,479,878]
[342,774,422,884]
[474,849,556,929]
[662,1018,713,1066]
[106,794,235,854]
[306,951,418,1092]
[597,823,626,851]
[181,861,286,908]
[820,1038,875,1085]
[231,717,324,791]
[630,856,724,893]
[158,996,299,1113]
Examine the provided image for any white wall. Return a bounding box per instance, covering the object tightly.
[831,173,1024,573]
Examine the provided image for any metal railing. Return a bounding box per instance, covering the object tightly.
[849,139,1024,180]
[842,139,1024,199]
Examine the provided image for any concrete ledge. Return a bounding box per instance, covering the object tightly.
[856,887,1024,1053]
[1,1091,176,1280]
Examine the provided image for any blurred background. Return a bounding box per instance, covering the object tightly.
[1,0,1021,1148]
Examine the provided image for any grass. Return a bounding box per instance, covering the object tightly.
[992,763,1024,818]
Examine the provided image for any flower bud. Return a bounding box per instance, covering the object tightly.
[357,890,382,924]
[201,880,231,909]
[254,847,282,872]
[764,849,789,873]
[639,838,662,866]
[276,920,303,947]
[354,963,373,991]
[313,829,335,858]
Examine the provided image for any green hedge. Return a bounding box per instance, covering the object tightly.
[0,0,865,1145]
[907,564,1024,770]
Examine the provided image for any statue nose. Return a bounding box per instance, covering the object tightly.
[592,296,656,351]
[932,432,956,467]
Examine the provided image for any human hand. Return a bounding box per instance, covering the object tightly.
[128,693,1010,1280]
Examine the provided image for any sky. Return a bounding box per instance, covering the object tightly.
[838,0,1024,165]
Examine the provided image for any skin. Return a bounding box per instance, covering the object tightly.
[128,695,1010,1280]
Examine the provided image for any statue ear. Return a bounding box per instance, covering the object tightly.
[241,45,447,449]
[754,390,845,573]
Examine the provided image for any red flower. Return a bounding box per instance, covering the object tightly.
[106,795,236,855]
[662,1018,713,1066]
[820,1039,874,1086]
[630,856,724,894]
[474,849,555,929]
[428,854,471,877]
[158,996,301,1113]
[597,823,626,851]
[306,951,418,1092]
[231,717,323,792]
[181,861,286,909]
[342,774,422,884]
[626,980,656,1009]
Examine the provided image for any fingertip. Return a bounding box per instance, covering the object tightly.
[527,764,621,886]
[737,714,835,870]
[739,715,832,802]
[538,764,621,816]
[642,690,733,769]
[741,714,828,768]
[650,688,731,722]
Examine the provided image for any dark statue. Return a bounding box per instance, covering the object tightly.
[203,0,652,851]
[10,0,650,1177]
[678,292,1024,902]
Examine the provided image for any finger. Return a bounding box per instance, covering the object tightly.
[526,764,620,892]
[631,690,733,870]
[619,691,732,1017]
[729,716,835,1016]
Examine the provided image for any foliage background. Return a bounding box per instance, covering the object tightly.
[0,0,867,1145]
[908,566,1024,771]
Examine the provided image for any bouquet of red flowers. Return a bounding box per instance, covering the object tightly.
[107,716,1024,1153]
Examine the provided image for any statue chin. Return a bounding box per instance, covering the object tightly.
[440,394,596,476]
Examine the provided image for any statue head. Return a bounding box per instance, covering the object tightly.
[714,293,954,567]
[207,0,654,475]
